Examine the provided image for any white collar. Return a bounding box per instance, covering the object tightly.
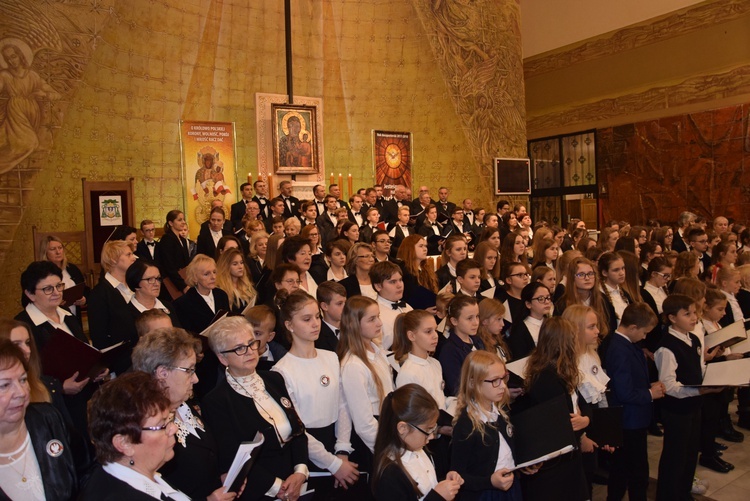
[175,402,204,447]
[25,302,71,327]
[105,272,134,302]
[130,296,168,314]
[525,315,543,327]
[103,462,189,501]
[377,294,404,309]
[322,319,340,335]
[447,263,456,276]
[406,353,429,366]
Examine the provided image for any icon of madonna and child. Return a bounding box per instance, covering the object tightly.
[271,104,318,174]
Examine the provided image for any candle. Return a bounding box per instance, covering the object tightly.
[330,173,334,187]
[338,173,343,191]
[247,172,252,185]
[347,174,353,199]
[267,174,274,198]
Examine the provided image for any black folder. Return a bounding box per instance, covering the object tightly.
[585,406,623,447]
[39,328,129,382]
[511,394,578,467]
[406,285,437,310]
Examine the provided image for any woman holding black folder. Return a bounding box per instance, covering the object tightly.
[520,317,588,501]
[132,327,236,501]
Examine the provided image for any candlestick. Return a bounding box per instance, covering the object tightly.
[330,173,334,187]
[247,173,252,185]
[267,174,274,198]
[338,173,343,191]
[347,174,353,200]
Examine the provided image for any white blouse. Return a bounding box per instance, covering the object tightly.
[577,351,609,405]
[400,449,438,498]
[396,354,456,416]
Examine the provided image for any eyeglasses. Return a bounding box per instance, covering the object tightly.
[508,273,530,279]
[220,339,262,356]
[140,276,163,285]
[168,366,196,376]
[375,239,391,244]
[282,279,303,286]
[141,412,175,433]
[654,271,672,280]
[530,295,552,304]
[483,374,509,387]
[36,283,65,295]
[408,422,438,437]
[575,272,597,279]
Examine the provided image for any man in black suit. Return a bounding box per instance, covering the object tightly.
[315,281,347,352]
[265,197,287,233]
[361,187,380,216]
[230,182,254,231]
[348,194,365,227]
[462,198,476,228]
[278,180,299,220]
[410,191,432,230]
[359,207,381,244]
[252,178,271,220]
[373,184,386,210]
[388,206,413,257]
[672,211,697,253]
[329,183,349,209]
[135,219,159,262]
[687,227,712,274]
[436,186,456,221]
[312,184,327,217]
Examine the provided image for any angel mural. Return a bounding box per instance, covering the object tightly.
[0,37,60,175]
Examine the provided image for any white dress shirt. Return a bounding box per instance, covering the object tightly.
[396,354,456,416]
[105,272,134,303]
[377,295,413,350]
[524,315,543,345]
[644,282,668,314]
[655,327,701,399]
[197,289,215,313]
[400,449,438,498]
[102,462,189,500]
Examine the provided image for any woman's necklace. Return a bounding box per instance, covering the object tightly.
[1,433,30,483]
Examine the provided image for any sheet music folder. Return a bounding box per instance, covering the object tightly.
[39,329,129,382]
[222,432,265,493]
[510,394,578,469]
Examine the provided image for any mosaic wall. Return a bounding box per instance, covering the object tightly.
[598,102,750,225]
[0,0,526,315]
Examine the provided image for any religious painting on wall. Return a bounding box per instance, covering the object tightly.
[271,103,318,174]
[373,130,412,191]
[178,121,237,240]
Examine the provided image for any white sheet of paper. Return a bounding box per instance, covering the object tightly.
[704,321,747,350]
[506,356,530,379]
[688,358,750,386]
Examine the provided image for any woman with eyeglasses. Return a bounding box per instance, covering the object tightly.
[340,243,378,300]
[553,257,609,322]
[125,259,179,326]
[507,283,552,360]
[131,327,236,500]
[203,316,309,501]
[499,262,531,325]
[79,371,192,500]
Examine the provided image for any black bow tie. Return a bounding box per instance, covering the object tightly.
[391,300,407,310]
[146,241,155,247]
[352,212,360,216]
[335,329,341,337]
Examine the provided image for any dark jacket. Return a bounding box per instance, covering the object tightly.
[14,308,88,352]
[605,332,654,430]
[0,404,77,501]
[374,461,445,501]
[339,275,363,299]
[315,322,339,352]
[87,279,138,374]
[135,239,159,262]
[158,230,191,291]
[438,332,485,396]
[78,465,168,500]
[201,372,308,501]
[196,226,232,258]
[507,318,536,360]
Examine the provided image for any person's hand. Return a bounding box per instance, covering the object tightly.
[74,296,87,307]
[705,345,724,361]
[569,412,589,431]
[62,372,89,395]
[490,468,514,491]
[332,458,359,489]
[425,306,438,315]
[93,368,110,383]
[649,382,666,399]
[207,487,237,501]
[438,425,453,437]
[726,353,744,361]
[277,472,306,501]
[509,387,524,399]
[580,435,597,453]
[434,472,463,500]
[601,445,617,453]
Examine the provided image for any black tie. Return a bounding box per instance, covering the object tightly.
[335,329,341,338]
[146,241,155,247]
[391,300,407,310]
[353,212,360,216]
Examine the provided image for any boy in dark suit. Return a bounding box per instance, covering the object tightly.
[315,281,346,352]
[605,303,664,501]
[135,219,159,261]
[244,305,287,371]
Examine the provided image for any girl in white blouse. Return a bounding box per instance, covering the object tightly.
[271,290,360,496]
[337,296,395,476]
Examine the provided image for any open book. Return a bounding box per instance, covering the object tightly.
[704,321,748,350]
[223,432,265,493]
[685,358,750,387]
[39,329,129,382]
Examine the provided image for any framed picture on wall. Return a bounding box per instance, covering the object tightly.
[271,103,319,174]
[373,130,412,191]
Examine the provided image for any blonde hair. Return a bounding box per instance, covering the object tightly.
[184,254,216,287]
[453,350,508,437]
[737,264,750,289]
[561,305,601,356]
[216,248,257,309]
[38,236,67,270]
[477,298,510,359]
[248,231,269,260]
[100,240,131,273]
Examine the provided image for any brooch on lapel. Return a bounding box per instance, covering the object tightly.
[320,375,330,387]
[280,397,292,409]
[591,365,599,375]
[506,424,514,438]
[46,439,64,457]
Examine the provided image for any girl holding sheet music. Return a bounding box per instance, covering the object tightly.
[451,350,536,500]
[271,290,361,499]
[520,317,589,501]
[373,384,464,501]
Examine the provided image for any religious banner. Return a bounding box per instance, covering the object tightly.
[179,121,237,239]
[98,195,123,226]
[373,130,412,192]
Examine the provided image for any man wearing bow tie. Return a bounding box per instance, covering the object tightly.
[372,261,412,350]
[278,180,299,219]
[312,184,327,217]
[316,195,341,246]
[347,194,365,227]
[388,206,414,257]
[252,179,271,220]
[436,187,456,221]
[231,182,254,230]
[462,198,475,227]
[135,219,159,261]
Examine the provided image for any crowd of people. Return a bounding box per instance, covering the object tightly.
[2,179,750,501]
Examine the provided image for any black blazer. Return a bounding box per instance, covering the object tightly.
[507,318,536,360]
[135,239,159,262]
[173,287,230,397]
[451,410,516,500]
[158,230,191,291]
[436,265,454,290]
[231,200,251,230]
[640,287,666,352]
[253,195,271,220]
[315,322,339,352]
[78,465,176,500]
[388,224,413,257]
[196,227,232,258]
[339,275,363,299]
[374,461,444,501]
[281,196,300,219]
[0,404,78,501]
[159,403,222,499]
[87,279,138,374]
[201,372,308,501]
[14,309,88,352]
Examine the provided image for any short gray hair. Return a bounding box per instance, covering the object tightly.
[205,316,254,355]
[132,327,202,373]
